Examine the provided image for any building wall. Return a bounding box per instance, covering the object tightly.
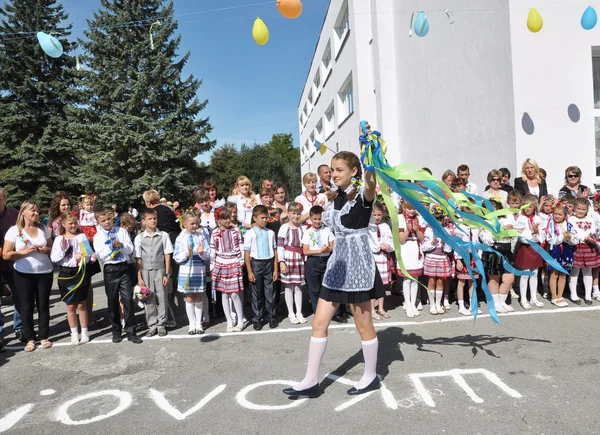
[508,0,600,194]
[391,0,517,191]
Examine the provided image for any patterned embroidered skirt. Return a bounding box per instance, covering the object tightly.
[58,266,90,304]
[320,268,385,304]
[423,252,453,278]
[280,248,305,284]
[515,244,544,270]
[397,267,424,278]
[547,243,574,272]
[374,252,391,285]
[177,255,206,293]
[573,243,600,268]
[212,253,243,294]
[456,258,480,280]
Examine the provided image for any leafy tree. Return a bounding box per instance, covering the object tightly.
[69,0,215,208]
[206,133,301,200]
[0,0,76,207]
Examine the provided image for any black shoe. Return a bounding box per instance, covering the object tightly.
[158,327,167,337]
[188,330,196,335]
[112,333,122,344]
[347,377,381,395]
[572,298,582,305]
[146,329,158,337]
[269,320,279,329]
[127,335,143,344]
[585,299,593,305]
[332,315,348,324]
[282,384,320,399]
[253,322,263,331]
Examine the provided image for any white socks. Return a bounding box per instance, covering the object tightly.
[222,294,233,327]
[285,285,303,317]
[293,336,328,391]
[435,290,443,308]
[70,327,78,336]
[570,268,593,300]
[194,302,204,330]
[81,327,88,335]
[520,270,539,302]
[185,301,196,331]
[231,292,244,327]
[355,337,379,390]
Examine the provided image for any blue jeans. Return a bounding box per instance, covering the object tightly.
[2,270,22,333]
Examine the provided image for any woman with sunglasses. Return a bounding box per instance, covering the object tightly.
[558,166,590,200]
[483,170,508,208]
[514,158,548,199]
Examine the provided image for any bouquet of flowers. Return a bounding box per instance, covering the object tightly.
[134,285,152,308]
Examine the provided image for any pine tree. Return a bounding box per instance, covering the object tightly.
[71,0,215,208]
[0,0,75,207]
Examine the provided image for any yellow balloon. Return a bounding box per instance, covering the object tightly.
[527,7,543,33]
[277,0,303,19]
[253,17,269,45]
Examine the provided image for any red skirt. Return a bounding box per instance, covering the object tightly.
[515,244,544,270]
[397,268,424,278]
[81,225,97,241]
[573,243,600,268]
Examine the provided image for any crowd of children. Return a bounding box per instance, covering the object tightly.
[3,160,600,351]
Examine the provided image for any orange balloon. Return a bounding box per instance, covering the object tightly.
[277,0,302,19]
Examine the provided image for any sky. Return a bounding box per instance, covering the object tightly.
[60,0,330,164]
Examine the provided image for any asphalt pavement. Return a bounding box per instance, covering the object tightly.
[1,280,600,435]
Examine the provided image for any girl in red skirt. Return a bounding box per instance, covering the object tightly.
[568,198,600,304]
[515,194,545,309]
[422,206,454,315]
[277,202,307,324]
[368,202,394,319]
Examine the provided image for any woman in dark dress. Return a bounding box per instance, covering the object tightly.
[513,158,548,199]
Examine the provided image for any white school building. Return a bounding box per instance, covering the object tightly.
[298,0,600,194]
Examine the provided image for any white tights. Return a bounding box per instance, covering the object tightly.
[570,267,593,301]
[519,269,540,302]
[285,284,303,317]
[222,292,244,328]
[402,279,419,312]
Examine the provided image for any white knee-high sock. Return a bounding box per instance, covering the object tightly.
[293,336,328,391]
[410,281,419,309]
[529,270,539,302]
[355,337,379,390]
[185,301,196,331]
[402,279,411,308]
[231,292,244,327]
[435,290,443,307]
[222,294,233,327]
[583,267,593,300]
[293,286,303,316]
[229,296,236,316]
[570,267,580,300]
[194,302,203,330]
[284,285,295,317]
[519,275,530,302]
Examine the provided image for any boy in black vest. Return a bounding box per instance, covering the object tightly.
[134,209,173,337]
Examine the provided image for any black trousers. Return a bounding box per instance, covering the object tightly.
[104,263,136,335]
[13,271,53,341]
[305,255,329,314]
[250,258,275,323]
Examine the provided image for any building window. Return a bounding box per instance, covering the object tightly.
[324,103,335,140]
[337,75,354,124]
[315,119,323,142]
[302,103,308,126]
[313,70,321,104]
[334,2,350,58]
[321,42,332,85]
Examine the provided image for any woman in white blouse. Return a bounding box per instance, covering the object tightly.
[3,201,53,352]
[227,176,258,230]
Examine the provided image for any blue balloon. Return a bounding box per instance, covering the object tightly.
[582,6,597,30]
[414,11,430,37]
[36,32,63,58]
